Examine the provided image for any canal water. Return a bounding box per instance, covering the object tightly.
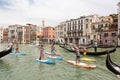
[0,44,120,80]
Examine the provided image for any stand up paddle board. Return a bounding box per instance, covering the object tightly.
[81,57,96,62]
[35,59,55,64]
[66,60,96,69]
[47,55,63,60]
[10,52,26,56]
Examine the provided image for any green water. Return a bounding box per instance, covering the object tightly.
[0,44,120,80]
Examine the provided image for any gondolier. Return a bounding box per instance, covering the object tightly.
[94,41,97,52]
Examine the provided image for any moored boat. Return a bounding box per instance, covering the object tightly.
[106,51,120,75]
[65,47,116,56]
[80,47,116,56]
[0,46,12,58]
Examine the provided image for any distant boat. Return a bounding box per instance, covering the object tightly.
[0,46,12,58]
[106,51,120,75]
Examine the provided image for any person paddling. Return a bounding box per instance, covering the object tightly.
[74,45,80,64]
[39,44,44,60]
[15,43,19,53]
[51,43,56,56]
[94,41,97,52]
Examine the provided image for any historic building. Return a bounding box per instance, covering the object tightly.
[63,14,99,45]
[55,22,66,44]
[0,27,4,43]
[117,2,120,46]
[8,24,31,43]
[92,14,118,46]
[43,26,55,44]
[2,28,9,42]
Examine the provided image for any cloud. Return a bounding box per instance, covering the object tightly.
[0,0,119,27]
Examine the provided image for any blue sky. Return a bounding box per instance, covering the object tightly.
[0,0,119,27]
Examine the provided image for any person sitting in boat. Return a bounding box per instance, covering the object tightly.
[83,44,87,57]
[50,44,57,56]
[39,44,44,60]
[74,45,80,64]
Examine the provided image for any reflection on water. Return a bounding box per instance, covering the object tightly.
[0,44,120,80]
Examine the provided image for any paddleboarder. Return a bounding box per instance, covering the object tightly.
[39,44,44,60]
[94,41,97,52]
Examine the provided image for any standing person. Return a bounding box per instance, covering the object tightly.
[51,43,56,56]
[15,43,19,53]
[94,41,97,52]
[39,44,44,60]
[74,45,80,64]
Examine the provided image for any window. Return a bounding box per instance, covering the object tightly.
[94,35,96,39]
[86,19,88,22]
[93,25,95,29]
[83,39,85,43]
[105,40,107,43]
[104,33,108,37]
[111,33,116,37]
[113,40,115,43]
[105,24,107,27]
[86,24,88,29]
[88,35,90,39]
[81,20,83,23]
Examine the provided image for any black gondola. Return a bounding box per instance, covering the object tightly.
[106,51,120,75]
[65,47,116,56]
[80,47,116,56]
[0,46,12,58]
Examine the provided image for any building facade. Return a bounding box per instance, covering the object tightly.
[117,2,120,46]
[2,28,9,43]
[63,14,99,45]
[43,26,55,44]
[8,24,31,44]
[55,22,65,44]
[0,27,3,43]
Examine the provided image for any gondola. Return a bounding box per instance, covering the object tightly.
[80,47,116,56]
[0,46,12,58]
[65,47,116,56]
[106,51,120,75]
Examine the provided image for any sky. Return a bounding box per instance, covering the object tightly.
[0,0,119,27]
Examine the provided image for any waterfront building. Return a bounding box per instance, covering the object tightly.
[55,22,66,44]
[43,26,55,44]
[36,26,43,43]
[117,2,120,46]
[8,24,31,44]
[63,14,99,45]
[8,24,20,43]
[89,14,118,46]
[27,24,37,43]
[2,28,9,43]
[0,27,4,43]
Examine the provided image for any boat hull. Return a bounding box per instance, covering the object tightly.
[0,46,12,58]
[106,53,120,75]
